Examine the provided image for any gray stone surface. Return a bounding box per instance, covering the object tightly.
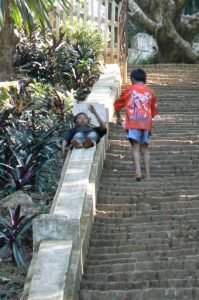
[28,240,72,300]
[53,147,95,219]
[0,191,34,215]
[128,33,158,65]
[33,215,80,249]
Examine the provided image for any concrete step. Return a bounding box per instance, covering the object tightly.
[83,269,199,283]
[87,241,199,256]
[97,191,199,200]
[96,200,199,212]
[95,207,199,219]
[81,278,199,290]
[97,196,199,206]
[98,183,199,192]
[92,220,199,234]
[84,259,198,275]
[79,287,199,300]
[86,253,199,265]
[86,247,199,263]
[89,236,199,248]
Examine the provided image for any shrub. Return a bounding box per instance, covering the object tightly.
[15,25,104,100]
[0,205,37,268]
[0,81,73,198]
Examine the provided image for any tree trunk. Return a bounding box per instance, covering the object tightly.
[128,0,199,64]
[0,1,16,81]
[156,29,199,63]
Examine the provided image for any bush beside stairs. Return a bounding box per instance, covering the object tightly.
[79,65,199,300]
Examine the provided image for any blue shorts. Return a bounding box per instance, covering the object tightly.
[128,129,150,145]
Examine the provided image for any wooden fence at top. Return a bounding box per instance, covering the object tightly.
[50,0,128,81]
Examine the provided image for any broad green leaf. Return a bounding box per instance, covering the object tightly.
[12,242,27,268]
[10,0,23,28]
[16,213,38,240]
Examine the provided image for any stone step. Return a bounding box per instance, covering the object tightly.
[89,235,199,248]
[86,247,199,263]
[103,164,199,171]
[83,269,199,283]
[97,191,199,200]
[81,278,199,290]
[95,207,199,219]
[96,200,199,212]
[88,241,199,256]
[108,142,199,151]
[106,149,199,156]
[79,287,199,300]
[86,252,199,265]
[84,259,199,275]
[91,229,195,241]
[99,180,199,188]
[94,212,199,224]
[100,171,199,178]
[97,196,199,206]
[92,219,199,233]
[99,181,199,189]
[101,171,199,178]
[111,138,199,143]
[105,155,199,163]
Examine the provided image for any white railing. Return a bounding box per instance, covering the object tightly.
[50,0,121,64]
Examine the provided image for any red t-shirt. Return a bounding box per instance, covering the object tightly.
[114,84,158,132]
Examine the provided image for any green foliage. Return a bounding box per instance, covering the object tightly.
[0,205,37,268]
[0,81,73,198]
[15,25,103,100]
[0,0,71,35]
[0,24,103,198]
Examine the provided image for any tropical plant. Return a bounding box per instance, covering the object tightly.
[15,25,103,100]
[0,0,73,80]
[0,205,37,268]
[0,0,70,34]
[0,81,73,198]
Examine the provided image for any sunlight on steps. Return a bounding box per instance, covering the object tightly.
[79,64,199,300]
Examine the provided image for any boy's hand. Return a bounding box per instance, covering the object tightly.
[88,104,97,114]
[152,115,160,125]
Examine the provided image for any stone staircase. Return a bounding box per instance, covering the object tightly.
[79,65,199,300]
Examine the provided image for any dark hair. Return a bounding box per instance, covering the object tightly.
[130,69,147,84]
[74,112,89,124]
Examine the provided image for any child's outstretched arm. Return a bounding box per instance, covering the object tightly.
[88,105,107,131]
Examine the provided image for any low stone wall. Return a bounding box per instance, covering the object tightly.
[22,64,121,300]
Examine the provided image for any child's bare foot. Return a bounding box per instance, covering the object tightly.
[84,137,94,149]
[135,176,142,182]
[141,173,150,179]
[71,140,83,149]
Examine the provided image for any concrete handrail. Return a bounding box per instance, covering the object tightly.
[22,64,121,300]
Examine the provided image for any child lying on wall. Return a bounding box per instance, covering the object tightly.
[61,104,107,155]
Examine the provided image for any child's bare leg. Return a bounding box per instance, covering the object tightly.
[131,141,142,180]
[71,133,84,148]
[141,144,150,179]
[84,132,98,148]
